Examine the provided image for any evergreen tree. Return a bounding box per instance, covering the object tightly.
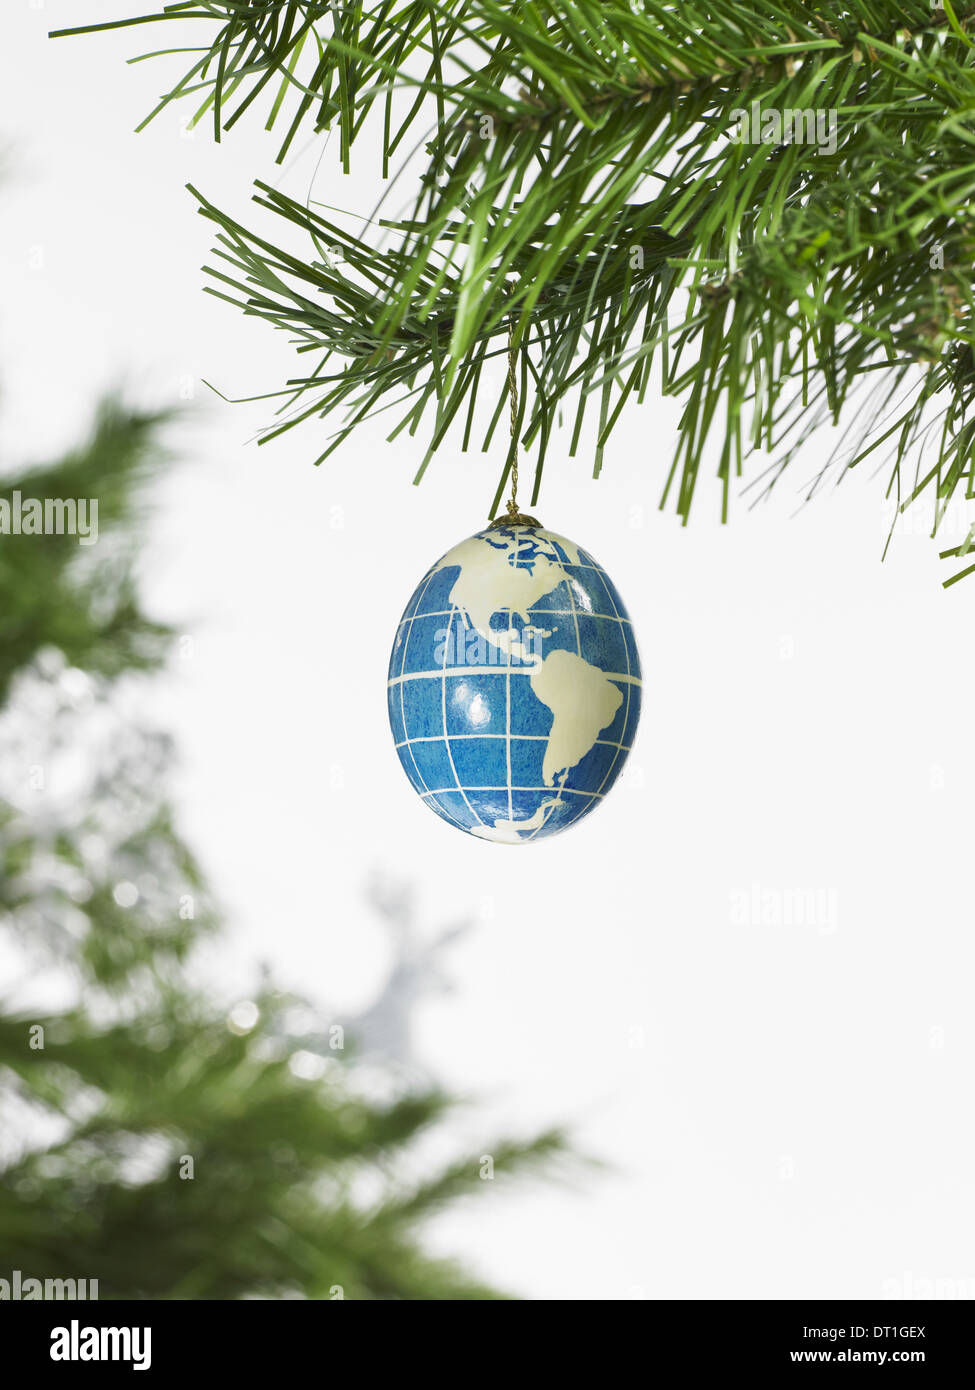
[55,2,975,580]
[0,404,564,1300]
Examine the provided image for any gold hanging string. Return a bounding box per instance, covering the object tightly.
[506,320,520,516]
[489,313,540,529]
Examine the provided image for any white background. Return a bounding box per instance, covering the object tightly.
[3,3,974,1299]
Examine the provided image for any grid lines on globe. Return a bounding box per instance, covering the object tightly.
[440,602,489,830]
[387,532,642,839]
[541,549,639,837]
[391,567,469,833]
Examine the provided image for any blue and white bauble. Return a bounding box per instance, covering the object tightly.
[387,523,641,842]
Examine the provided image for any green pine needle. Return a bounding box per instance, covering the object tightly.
[56,2,975,580]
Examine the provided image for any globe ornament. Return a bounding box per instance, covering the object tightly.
[387,520,641,843]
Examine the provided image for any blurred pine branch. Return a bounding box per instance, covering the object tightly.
[0,401,570,1299]
[0,402,172,704]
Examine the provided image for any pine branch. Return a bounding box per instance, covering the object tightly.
[0,991,573,1298]
[0,401,174,701]
[60,3,975,577]
[51,2,474,169]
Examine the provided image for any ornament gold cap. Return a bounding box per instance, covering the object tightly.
[488,510,541,529]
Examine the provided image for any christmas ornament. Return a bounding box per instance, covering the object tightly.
[387,516,642,842]
[387,321,640,842]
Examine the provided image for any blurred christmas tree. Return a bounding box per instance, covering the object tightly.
[0,403,564,1299]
